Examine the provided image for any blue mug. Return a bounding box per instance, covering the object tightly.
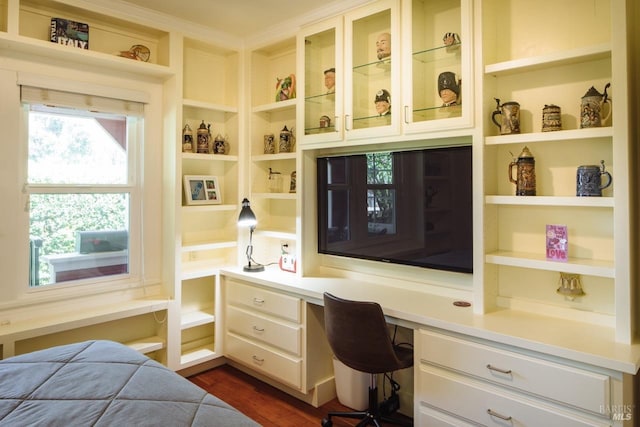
[576,161,612,196]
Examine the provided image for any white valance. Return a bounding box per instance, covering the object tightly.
[18,73,147,116]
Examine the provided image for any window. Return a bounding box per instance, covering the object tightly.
[22,87,143,288]
[366,152,396,235]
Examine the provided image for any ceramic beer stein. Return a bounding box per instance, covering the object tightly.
[541,104,562,132]
[508,146,536,196]
[580,83,611,128]
[576,160,612,196]
[278,125,295,153]
[213,134,229,154]
[196,120,211,154]
[263,134,275,154]
[492,98,520,135]
[182,124,193,153]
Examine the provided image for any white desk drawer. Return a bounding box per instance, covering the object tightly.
[226,332,302,389]
[418,330,610,413]
[226,305,301,355]
[227,280,301,323]
[418,366,610,427]
[417,405,476,427]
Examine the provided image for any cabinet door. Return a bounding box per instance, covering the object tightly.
[298,17,344,144]
[343,0,400,140]
[402,0,473,133]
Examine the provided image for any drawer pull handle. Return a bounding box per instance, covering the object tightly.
[252,326,265,333]
[253,298,265,305]
[252,355,264,364]
[486,364,512,374]
[487,409,512,421]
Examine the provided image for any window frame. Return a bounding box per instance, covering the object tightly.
[20,91,144,293]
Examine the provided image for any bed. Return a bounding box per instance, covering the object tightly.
[0,340,259,426]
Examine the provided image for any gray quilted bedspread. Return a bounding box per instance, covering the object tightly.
[0,340,260,426]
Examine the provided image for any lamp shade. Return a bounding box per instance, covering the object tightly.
[238,198,257,227]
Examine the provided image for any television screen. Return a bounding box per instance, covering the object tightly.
[317,145,473,273]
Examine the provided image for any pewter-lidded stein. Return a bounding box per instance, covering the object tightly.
[196,120,211,154]
[508,146,536,196]
[279,125,295,153]
[576,160,612,197]
[580,83,611,128]
[492,98,520,135]
[182,124,193,153]
[213,134,229,154]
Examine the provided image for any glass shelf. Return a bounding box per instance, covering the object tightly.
[352,113,391,129]
[353,59,391,75]
[413,43,461,64]
[305,125,337,135]
[413,104,462,121]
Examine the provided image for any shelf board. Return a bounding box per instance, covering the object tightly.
[485,43,611,76]
[485,127,613,145]
[181,308,215,329]
[182,204,237,213]
[181,260,226,280]
[182,240,237,253]
[180,342,218,369]
[125,336,165,354]
[485,251,614,278]
[252,192,297,200]
[0,33,173,79]
[252,98,297,113]
[181,152,238,162]
[0,299,169,339]
[182,98,238,114]
[485,196,614,208]
[252,153,297,162]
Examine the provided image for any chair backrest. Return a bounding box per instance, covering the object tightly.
[323,292,408,374]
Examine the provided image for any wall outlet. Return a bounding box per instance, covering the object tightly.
[279,254,296,273]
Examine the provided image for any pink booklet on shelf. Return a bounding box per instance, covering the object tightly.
[546,224,568,262]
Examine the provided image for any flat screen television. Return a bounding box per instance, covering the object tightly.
[317,145,473,273]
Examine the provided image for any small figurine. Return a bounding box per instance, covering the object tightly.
[442,32,460,47]
[376,32,391,60]
[275,74,296,101]
[374,89,391,116]
[438,72,461,107]
[324,68,335,94]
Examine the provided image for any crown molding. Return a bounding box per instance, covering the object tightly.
[67,0,243,49]
[243,0,374,49]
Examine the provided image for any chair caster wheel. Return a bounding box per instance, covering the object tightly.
[321,418,332,427]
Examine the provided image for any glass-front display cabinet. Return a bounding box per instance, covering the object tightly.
[299,0,400,145]
[300,18,342,144]
[402,0,472,133]
[345,0,400,139]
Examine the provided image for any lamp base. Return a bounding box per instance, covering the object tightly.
[243,263,265,272]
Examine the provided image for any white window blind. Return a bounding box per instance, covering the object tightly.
[21,86,145,117]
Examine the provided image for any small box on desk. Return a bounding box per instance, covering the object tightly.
[50,18,89,49]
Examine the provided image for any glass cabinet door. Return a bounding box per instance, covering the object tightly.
[403,0,472,133]
[344,0,400,139]
[300,18,343,144]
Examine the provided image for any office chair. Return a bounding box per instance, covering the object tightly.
[321,292,414,427]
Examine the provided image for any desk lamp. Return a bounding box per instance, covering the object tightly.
[238,198,264,272]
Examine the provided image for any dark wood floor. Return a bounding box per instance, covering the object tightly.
[188,364,412,427]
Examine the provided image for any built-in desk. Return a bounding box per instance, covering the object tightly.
[222,267,640,425]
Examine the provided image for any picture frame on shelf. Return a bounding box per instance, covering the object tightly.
[183,175,221,205]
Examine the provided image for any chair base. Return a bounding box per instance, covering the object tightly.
[320,385,413,427]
